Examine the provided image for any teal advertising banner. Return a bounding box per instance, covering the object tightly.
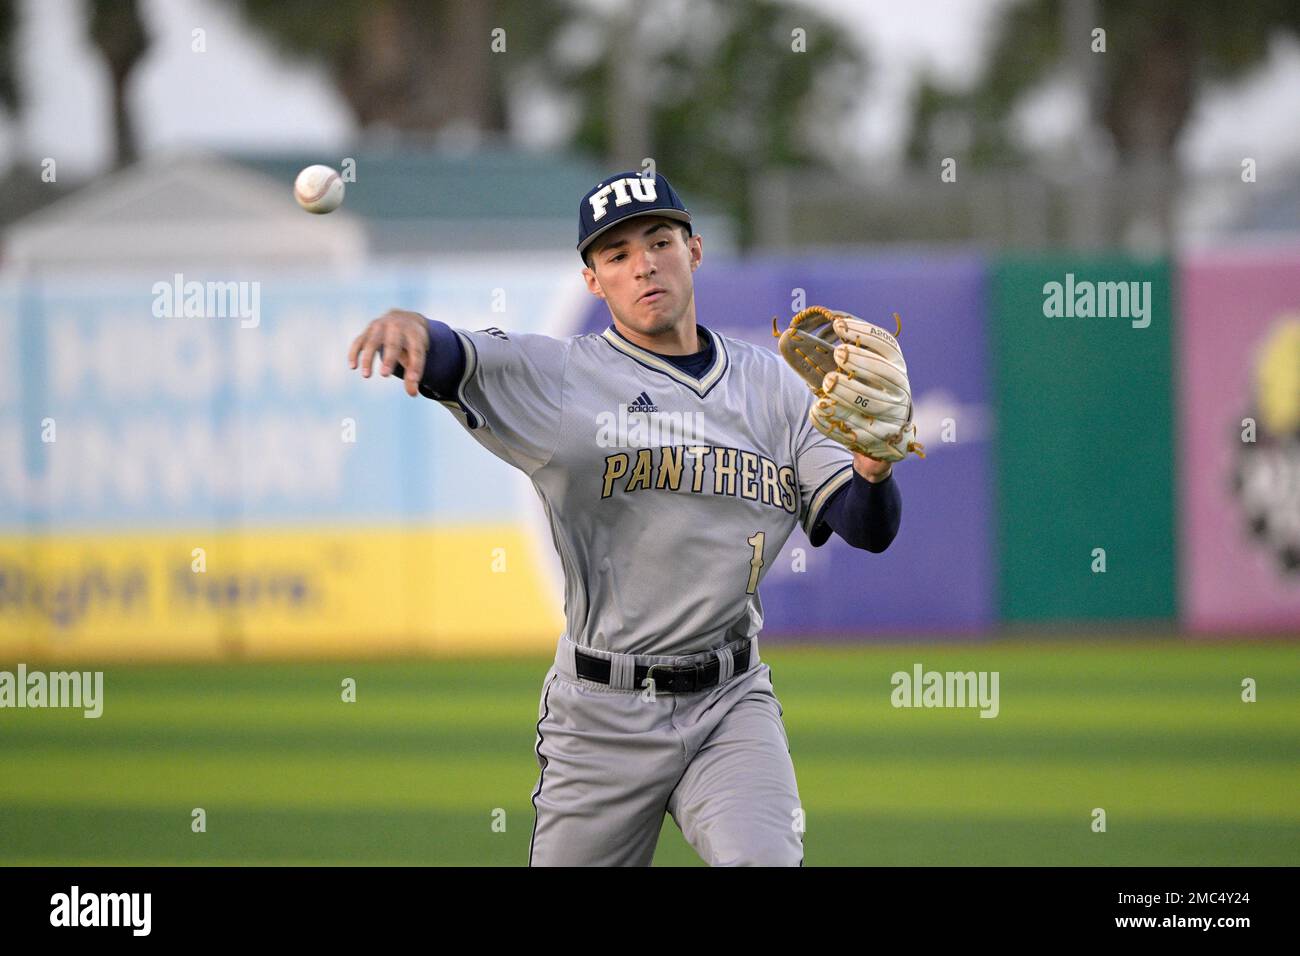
[991,256,1176,622]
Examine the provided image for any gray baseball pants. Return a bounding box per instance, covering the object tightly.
[528,636,804,866]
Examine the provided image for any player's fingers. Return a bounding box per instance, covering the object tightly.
[379,322,405,377]
[402,326,427,397]
[347,326,370,370]
[356,325,385,378]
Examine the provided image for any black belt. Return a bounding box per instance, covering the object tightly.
[574,642,752,694]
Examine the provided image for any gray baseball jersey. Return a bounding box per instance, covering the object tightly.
[436,322,854,658]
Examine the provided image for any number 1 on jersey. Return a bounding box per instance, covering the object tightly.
[745,531,765,594]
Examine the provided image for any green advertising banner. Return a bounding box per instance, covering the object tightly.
[992,256,1175,622]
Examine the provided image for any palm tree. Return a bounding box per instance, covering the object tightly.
[0,0,16,120]
[88,0,150,167]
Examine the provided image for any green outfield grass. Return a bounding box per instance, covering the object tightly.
[1,640,1297,866]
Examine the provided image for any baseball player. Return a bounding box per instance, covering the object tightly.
[346,172,921,866]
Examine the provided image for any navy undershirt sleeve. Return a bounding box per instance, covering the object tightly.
[417,318,466,400]
[816,468,901,553]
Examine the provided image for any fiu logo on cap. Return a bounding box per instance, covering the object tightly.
[589,177,657,222]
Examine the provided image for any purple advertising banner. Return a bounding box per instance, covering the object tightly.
[580,253,995,638]
[1180,248,1300,632]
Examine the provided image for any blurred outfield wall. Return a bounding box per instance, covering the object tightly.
[1,249,1297,661]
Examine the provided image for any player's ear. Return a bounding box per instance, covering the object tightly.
[688,233,702,272]
[581,265,606,299]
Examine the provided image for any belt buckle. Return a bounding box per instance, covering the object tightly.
[646,661,704,694]
[645,662,677,693]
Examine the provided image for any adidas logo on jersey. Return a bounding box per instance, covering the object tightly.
[627,391,658,412]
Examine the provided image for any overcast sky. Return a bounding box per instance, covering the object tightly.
[4,0,1300,180]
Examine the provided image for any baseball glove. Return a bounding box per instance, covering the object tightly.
[773,306,925,463]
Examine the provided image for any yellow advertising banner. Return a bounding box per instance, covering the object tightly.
[0,526,563,661]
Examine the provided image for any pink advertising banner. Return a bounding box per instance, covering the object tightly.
[1180,247,1300,632]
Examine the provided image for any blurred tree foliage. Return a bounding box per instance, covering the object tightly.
[906,0,1300,169]
[227,0,867,247]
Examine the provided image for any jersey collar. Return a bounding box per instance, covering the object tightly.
[600,323,730,398]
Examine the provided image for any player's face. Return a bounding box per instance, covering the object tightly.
[582,218,702,337]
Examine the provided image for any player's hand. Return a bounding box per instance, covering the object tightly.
[348,309,431,397]
[852,451,893,483]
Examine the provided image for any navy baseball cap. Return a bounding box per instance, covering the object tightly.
[577,171,692,260]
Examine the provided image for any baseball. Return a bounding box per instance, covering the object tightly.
[293,164,344,214]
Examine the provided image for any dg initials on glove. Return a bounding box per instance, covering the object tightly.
[773,306,926,463]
